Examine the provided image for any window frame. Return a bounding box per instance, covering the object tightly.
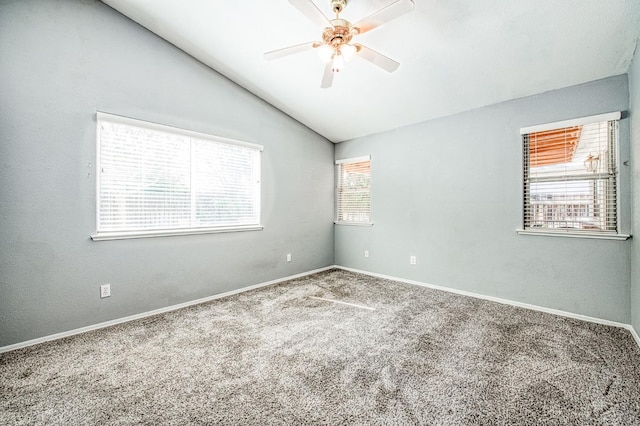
[516,111,630,240]
[91,112,263,241]
[334,155,373,226]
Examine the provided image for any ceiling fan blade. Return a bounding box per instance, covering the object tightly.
[320,62,334,88]
[352,0,415,35]
[289,0,332,29]
[264,41,319,61]
[355,44,400,73]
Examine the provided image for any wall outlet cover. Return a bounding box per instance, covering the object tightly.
[100,284,111,298]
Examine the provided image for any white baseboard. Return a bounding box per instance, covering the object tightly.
[0,265,335,354]
[335,266,640,348]
[630,325,640,349]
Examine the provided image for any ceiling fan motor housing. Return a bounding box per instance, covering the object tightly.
[323,20,353,47]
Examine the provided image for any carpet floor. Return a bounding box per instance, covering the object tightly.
[1,269,640,425]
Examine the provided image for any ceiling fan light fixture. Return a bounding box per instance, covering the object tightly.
[332,52,345,72]
[317,44,334,62]
[341,44,357,62]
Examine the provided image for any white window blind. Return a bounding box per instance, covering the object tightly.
[94,113,262,239]
[521,112,620,236]
[336,156,371,224]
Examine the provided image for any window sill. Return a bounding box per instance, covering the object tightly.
[91,225,264,241]
[516,229,630,241]
[334,221,374,227]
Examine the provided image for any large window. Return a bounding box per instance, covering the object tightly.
[93,113,262,240]
[335,155,372,225]
[519,112,626,239]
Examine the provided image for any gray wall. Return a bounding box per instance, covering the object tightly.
[0,0,334,347]
[630,40,640,335]
[335,75,632,323]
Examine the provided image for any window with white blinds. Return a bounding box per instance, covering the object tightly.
[93,112,262,240]
[521,112,621,237]
[336,156,371,224]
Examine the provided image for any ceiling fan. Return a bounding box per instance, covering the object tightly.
[264,0,415,88]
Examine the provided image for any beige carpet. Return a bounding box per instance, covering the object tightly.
[1,269,640,425]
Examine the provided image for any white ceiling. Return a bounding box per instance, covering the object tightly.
[101,0,640,143]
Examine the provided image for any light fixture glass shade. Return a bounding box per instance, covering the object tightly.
[341,44,357,62]
[332,52,345,72]
[317,45,333,63]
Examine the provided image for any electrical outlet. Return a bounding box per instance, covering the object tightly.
[410,256,417,265]
[100,284,111,298]
[286,253,292,262]
[364,250,369,258]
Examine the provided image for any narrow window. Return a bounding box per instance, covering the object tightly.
[93,113,262,240]
[335,156,372,225]
[520,112,622,238]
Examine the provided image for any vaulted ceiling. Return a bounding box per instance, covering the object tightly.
[101,0,640,143]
